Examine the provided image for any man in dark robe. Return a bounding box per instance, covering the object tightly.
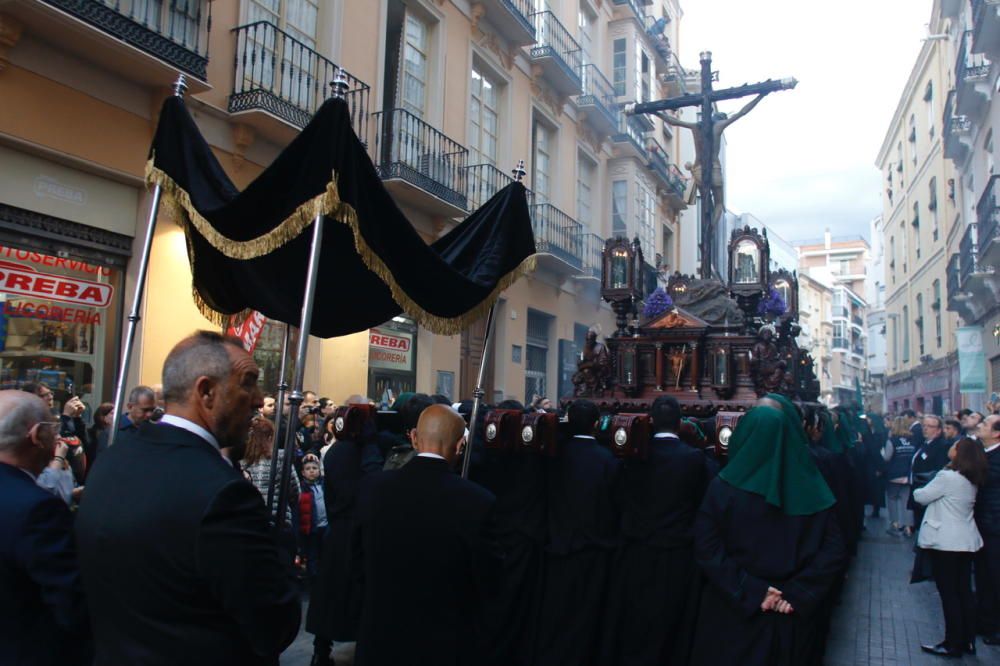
[353,405,501,666]
[471,399,546,666]
[600,395,707,665]
[691,398,846,666]
[536,399,621,666]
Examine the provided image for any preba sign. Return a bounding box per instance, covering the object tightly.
[227,311,268,354]
[369,328,413,372]
[0,261,113,308]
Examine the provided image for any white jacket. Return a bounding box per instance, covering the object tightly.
[913,469,983,552]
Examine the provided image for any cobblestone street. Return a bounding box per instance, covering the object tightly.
[281,515,1000,665]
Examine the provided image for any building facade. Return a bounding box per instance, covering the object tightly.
[794,231,870,406]
[939,0,1000,409]
[0,0,693,407]
[877,0,963,417]
[866,215,888,413]
[797,270,833,404]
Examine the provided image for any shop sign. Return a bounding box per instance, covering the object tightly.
[958,326,987,393]
[0,245,112,276]
[227,311,268,355]
[0,261,112,308]
[369,328,413,371]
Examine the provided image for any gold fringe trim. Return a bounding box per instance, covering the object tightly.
[147,157,537,336]
[145,159,345,259]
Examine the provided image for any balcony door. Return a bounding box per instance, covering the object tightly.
[468,65,501,207]
[382,2,433,172]
[245,0,320,109]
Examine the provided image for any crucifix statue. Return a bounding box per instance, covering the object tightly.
[625,52,796,280]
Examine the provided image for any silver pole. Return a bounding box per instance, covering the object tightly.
[274,213,324,529]
[461,303,497,479]
[265,322,292,519]
[109,74,188,446]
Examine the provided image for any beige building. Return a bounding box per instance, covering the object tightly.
[796,271,833,404]
[794,232,870,406]
[875,0,963,416]
[0,0,692,407]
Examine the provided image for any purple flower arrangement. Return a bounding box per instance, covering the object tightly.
[757,287,787,318]
[643,287,674,319]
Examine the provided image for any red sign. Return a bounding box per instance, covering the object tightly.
[369,331,411,351]
[0,261,112,307]
[227,311,268,354]
[0,245,112,276]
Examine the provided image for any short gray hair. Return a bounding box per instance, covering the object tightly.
[162,331,244,404]
[923,414,944,428]
[128,385,156,405]
[0,391,50,452]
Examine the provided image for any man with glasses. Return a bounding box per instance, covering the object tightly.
[0,389,91,664]
[910,415,952,537]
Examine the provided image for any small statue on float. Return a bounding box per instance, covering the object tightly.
[750,324,787,396]
[572,327,612,397]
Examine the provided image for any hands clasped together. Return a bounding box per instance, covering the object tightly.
[760,586,794,614]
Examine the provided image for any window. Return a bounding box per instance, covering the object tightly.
[613,38,627,97]
[532,119,553,202]
[612,180,628,237]
[933,279,942,347]
[916,294,924,356]
[925,81,934,138]
[913,202,921,258]
[987,129,995,176]
[469,66,499,166]
[636,47,651,104]
[525,310,550,403]
[635,178,655,255]
[401,12,430,117]
[890,317,897,370]
[890,236,895,283]
[578,3,595,65]
[838,258,851,275]
[576,152,595,228]
[902,305,909,363]
[246,0,320,102]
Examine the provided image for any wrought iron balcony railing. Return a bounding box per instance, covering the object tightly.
[612,112,648,157]
[529,11,582,91]
[957,29,991,87]
[42,0,210,78]
[372,108,468,210]
[852,314,864,327]
[581,232,604,278]
[959,222,980,286]
[977,173,1000,259]
[465,163,534,211]
[646,138,686,199]
[946,252,961,298]
[612,0,647,21]
[578,64,619,130]
[230,22,370,139]
[530,203,583,268]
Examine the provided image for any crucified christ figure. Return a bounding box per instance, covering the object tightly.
[658,93,766,226]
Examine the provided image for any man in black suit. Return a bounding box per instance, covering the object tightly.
[536,399,621,666]
[601,395,708,666]
[353,404,501,666]
[76,331,300,666]
[0,390,90,666]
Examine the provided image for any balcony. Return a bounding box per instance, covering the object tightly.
[832,305,849,319]
[465,163,533,211]
[529,203,583,272]
[959,223,982,288]
[5,0,210,89]
[944,90,973,163]
[229,22,369,145]
[473,0,535,46]
[832,337,850,351]
[955,30,992,120]
[371,108,468,217]
[646,138,687,207]
[529,11,582,96]
[972,0,1000,59]
[852,314,864,328]
[977,174,1000,267]
[580,232,604,280]
[578,65,620,136]
[612,113,648,161]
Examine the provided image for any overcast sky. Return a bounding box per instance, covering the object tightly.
[676,0,933,243]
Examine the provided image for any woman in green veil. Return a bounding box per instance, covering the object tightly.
[691,398,846,665]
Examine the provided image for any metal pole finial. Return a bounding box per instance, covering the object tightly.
[700,51,712,62]
[512,160,526,182]
[172,74,188,98]
[330,68,350,100]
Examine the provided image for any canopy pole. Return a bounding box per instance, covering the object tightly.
[274,211,324,529]
[109,75,187,446]
[459,159,525,480]
[265,322,292,520]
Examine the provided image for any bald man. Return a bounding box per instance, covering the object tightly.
[353,405,501,666]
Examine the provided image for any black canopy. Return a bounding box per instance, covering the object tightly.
[145,96,535,337]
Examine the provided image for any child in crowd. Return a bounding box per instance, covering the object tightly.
[298,455,327,578]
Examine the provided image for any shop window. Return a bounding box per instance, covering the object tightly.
[0,244,123,413]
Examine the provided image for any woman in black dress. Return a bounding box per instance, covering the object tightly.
[691,397,847,665]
